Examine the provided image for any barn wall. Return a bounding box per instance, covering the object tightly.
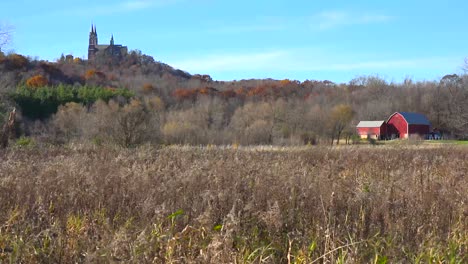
[387,113,408,138]
[381,123,388,136]
[408,124,430,135]
[357,127,381,135]
[357,126,386,139]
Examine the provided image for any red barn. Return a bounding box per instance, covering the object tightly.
[356,121,387,139]
[387,112,431,139]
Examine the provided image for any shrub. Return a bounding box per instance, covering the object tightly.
[300,132,317,145]
[15,136,35,147]
[162,121,197,144]
[351,134,362,144]
[367,137,378,145]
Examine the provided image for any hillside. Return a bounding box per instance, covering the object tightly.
[1,50,468,146]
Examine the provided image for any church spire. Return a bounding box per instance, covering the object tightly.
[110,34,114,45]
[91,23,94,33]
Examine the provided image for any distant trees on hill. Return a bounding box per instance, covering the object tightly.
[1,50,468,146]
[12,85,134,119]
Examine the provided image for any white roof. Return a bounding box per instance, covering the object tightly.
[356,121,385,128]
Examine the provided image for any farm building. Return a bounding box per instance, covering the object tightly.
[356,121,387,139]
[387,112,431,139]
[356,112,432,140]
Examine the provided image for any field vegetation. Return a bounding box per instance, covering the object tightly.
[0,28,467,263]
[0,145,466,263]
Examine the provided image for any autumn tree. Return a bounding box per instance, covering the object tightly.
[142,83,154,94]
[5,53,28,69]
[26,75,48,88]
[328,104,355,145]
[84,69,107,86]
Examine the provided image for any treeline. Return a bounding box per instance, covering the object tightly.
[1,50,468,146]
[12,85,133,119]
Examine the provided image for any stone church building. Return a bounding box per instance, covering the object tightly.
[88,24,128,61]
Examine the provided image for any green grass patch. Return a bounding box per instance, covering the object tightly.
[425,140,468,145]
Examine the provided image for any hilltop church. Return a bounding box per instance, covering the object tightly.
[88,24,128,61]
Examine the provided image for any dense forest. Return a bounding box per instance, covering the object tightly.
[1,50,468,147]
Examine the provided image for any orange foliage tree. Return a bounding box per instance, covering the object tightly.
[142,83,154,93]
[247,85,268,97]
[73,57,83,64]
[85,69,106,80]
[173,89,197,101]
[85,69,96,80]
[26,75,48,88]
[198,87,218,96]
[220,89,237,99]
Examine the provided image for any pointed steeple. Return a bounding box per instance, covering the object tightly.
[110,34,114,45]
[91,23,94,33]
[94,25,97,34]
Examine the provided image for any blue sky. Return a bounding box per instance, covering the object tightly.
[2,0,467,83]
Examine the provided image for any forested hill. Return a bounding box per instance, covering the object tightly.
[0,51,192,91]
[0,50,337,99]
[1,50,468,145]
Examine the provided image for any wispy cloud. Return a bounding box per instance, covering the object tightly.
[171,50,286,72]
[191,11,392,36]
[121,0,156,10]
[170,49,458,75]
[206,16,290,34]
[208,23,286,34]
[302,57,457,71]
[312,10,393,30]
[66,0,181,16]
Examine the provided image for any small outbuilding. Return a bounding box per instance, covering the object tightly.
[386,112,431,139]
[356,121,387,140]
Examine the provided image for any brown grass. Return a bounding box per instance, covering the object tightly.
[0,145,466,263]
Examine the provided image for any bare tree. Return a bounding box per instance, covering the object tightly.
[328,104,355,145]
[441,74,468,138]
[0,108,16,148]
[230,102,275,145]
[463,57,468,74]
[53,102,89,142]
[0,23,13,51]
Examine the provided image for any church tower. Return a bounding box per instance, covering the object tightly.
[87,24,128,62]
[88,24,98,61]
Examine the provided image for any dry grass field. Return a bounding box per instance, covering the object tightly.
[0,145,467,263]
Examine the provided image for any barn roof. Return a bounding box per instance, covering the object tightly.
[356,121,385,128]
[389,112,431,125]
